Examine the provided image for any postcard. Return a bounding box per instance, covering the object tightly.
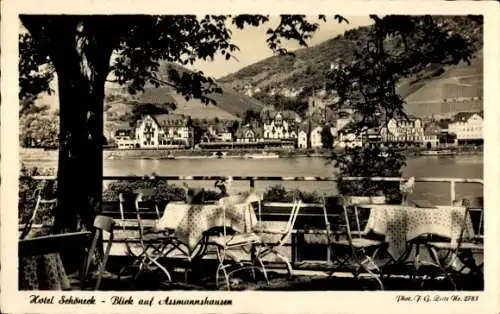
[1,0,499,313]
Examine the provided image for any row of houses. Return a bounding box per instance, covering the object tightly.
[228,111,483,149]
[114,110,483,150]
[333,111,483,149]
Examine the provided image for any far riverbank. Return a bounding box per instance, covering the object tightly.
[20,146,483,163]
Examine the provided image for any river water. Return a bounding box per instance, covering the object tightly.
[25,155,483,205]
[96,155,483,205]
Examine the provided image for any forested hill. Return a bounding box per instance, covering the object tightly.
[219,16,483,98]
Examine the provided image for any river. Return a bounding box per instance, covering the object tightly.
[25,155,483,205]
[99,155,483,205]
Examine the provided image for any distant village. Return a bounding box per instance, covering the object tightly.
[113,92,484,151]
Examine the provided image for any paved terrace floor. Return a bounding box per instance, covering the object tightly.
[74,256,484,291]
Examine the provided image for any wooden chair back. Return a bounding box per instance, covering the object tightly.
[82,215,115,290]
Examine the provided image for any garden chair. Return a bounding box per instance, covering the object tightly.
[327,196,385,290]
[134,188,176,256]
[117,192,173,287]
[20,184,56,240]
[81,215,116,290]
[253,197,303,277]
[210,195,267,290]
[424,197,484,290]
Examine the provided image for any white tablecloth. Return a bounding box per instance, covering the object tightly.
[156,194,259,252]
[364,205,475,259]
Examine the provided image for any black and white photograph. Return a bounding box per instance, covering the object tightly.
[1,1,499,313]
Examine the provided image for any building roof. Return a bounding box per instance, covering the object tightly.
[151,114,189,127]
[451,111,484,123]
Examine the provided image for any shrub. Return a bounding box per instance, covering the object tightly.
[102,179,221,204]
[331,146,405,204]
[263,184,322,203]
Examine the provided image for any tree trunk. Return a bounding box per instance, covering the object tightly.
[48,35,112,274]
[53,70,105,233]
[49,34,112,234]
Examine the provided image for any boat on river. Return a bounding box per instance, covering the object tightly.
[243,152,280,159]
[420,149,455,157]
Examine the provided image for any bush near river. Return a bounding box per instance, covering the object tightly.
[20,166,324,222]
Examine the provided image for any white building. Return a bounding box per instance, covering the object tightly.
[235,127,256,143]
[381,117,424,144]
[114,128,137,149]
[135,114,192,148]
[448,111,483,144]
[336,123,365,148]
[422,121,442,149]
[262,112,297,140]
[117,139,137,149]
[298,130,308,149]
[337,132,363,148]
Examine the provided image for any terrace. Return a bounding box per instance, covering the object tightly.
[18,176,484,291]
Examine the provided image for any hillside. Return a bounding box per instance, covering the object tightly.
[103,61,267,130]
[219,15,483,116]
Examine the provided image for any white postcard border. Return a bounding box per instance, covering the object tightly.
[1,1,499,314]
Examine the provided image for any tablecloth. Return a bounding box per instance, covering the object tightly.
[156,193,259,252]
[18,229,71,290]
[364,205,475,260]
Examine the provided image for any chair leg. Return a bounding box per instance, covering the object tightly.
[256,257,269,284]
[215,246,230,290]
[427,245,457,290]
[275,251,293,277]
[94,241,113,290]
[250,245,269,284]
[358,257,384,290]
[258,246,293,277]
[145,254,172,282]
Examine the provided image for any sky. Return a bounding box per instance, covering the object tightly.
[32,15,374,108]
[188,16,373,79]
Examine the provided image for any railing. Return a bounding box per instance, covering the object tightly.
[20,175,483,265]
[22,175,484,206]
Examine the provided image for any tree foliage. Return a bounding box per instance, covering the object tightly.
[241,108,261,125]
[18,14,479,233]
[20,107,59,148]
[19,14,335,233]
[20,15,332,108]
[332,146,407,203]
[326,15,478,198]
[327,15,477,130]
